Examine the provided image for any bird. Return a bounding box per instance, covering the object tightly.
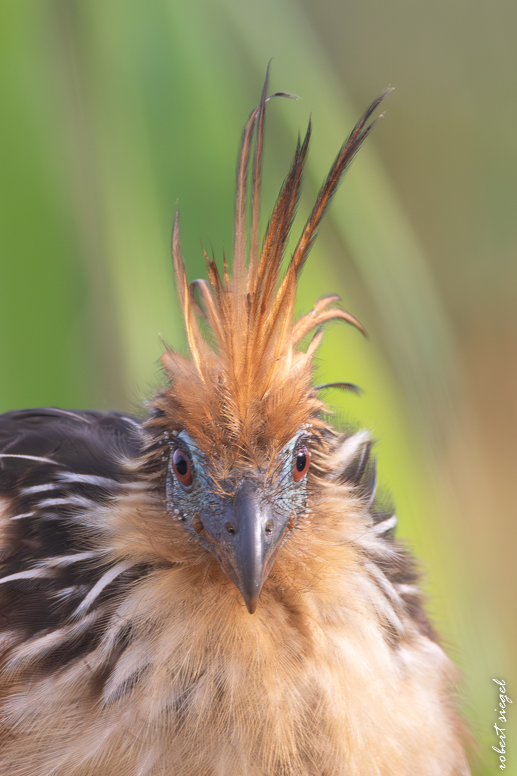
[0,74,471,776]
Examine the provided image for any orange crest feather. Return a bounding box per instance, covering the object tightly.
[156,76,392,460]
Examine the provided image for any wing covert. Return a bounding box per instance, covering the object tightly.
[0,408,144,649]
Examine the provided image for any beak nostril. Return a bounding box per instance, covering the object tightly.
[225,522,236,536]
[265,521,273,535]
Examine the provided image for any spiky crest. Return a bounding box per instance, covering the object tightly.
[155,80,392,460]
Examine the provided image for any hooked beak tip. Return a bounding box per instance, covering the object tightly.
[244,595,259,614]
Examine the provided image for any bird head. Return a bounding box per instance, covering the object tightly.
[146,74,391,613]
[164,429,310,613]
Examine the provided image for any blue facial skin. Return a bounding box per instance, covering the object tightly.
[165,430,310,612]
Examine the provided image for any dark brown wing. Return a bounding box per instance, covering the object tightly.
[0,408,144,651]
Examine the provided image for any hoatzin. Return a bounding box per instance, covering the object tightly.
[0,77,470,775]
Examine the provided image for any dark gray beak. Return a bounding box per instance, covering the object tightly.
[200,480,291,613]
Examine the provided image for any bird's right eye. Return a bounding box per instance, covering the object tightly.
[293,445,310,482]
[172,448,193,487]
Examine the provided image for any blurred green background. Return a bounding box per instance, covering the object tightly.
[1,0,515,771]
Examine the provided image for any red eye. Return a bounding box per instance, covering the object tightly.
[172,448,193,487]
[293,446,310,482]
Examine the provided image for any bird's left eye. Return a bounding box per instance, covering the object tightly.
[293,445,310,482]
[172,448,193,487]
